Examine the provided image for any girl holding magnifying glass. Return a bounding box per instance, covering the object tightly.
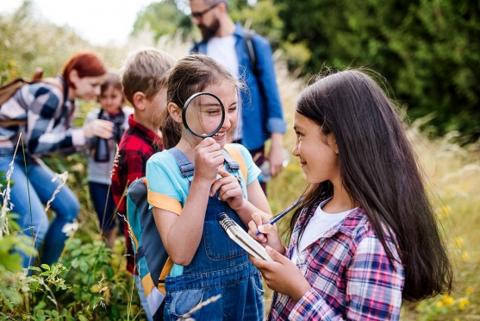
[146,54,271,320]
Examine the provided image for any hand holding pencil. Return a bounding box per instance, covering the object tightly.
[248,212,286,256]
[255,197,304,236]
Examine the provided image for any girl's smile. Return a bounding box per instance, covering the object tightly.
[293,112,340,184]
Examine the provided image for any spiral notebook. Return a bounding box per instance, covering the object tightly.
[217,213,272,261]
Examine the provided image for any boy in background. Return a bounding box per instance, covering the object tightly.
[111,49,174,321]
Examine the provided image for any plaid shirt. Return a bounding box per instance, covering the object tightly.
[0,78,84,155]
[111,114,163,273]
[269,204,404,321]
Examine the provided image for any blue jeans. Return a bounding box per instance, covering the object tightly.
[88,181,119,232]
[0,154,80,267]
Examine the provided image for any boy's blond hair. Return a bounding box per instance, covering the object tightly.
[121,48,174,105]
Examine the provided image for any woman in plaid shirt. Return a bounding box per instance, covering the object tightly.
[0,52,112,268]
[249,70,452,320]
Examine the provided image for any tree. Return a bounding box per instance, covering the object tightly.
[132,0,192,41]
[275,0,480,142]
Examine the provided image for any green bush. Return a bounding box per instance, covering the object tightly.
[0,237,142,321]
[275,0,480,142]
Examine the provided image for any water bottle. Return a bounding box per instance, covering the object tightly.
[94,137,110,162]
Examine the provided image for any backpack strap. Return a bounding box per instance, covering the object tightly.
[224,144,248,183]
[169,145,248,182]
[0,76,66,128]
[169,147,195,178]
[223,151,240,173]
[244,29,258,76]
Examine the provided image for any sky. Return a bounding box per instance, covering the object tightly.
[0,0,162,45]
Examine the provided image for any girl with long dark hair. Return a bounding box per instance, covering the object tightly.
[249,69,452,320]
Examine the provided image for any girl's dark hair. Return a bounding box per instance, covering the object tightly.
[164,54,238,147]
[160,109,182,149]
[166,54,237,109]
[292,69,452,301]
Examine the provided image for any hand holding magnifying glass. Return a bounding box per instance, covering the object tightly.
[183,91,233,181]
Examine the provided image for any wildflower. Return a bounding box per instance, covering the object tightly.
[457,297,470,310]
[44,171,69,213]
[0,133,22,236]
[440,294,455,306]
[61,220,79,237]
[70,163,84,173]
[461,251,470,262]
[435,301,444,308]
[465,287,474,295]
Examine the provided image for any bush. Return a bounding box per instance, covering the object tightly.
[0,237,142,321]
[275,0,480,142]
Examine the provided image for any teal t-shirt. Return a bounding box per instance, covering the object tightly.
[146,143,261,276]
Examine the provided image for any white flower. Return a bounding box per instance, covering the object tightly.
[61,220,79,237]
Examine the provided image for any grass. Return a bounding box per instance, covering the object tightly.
[0,13,479,318]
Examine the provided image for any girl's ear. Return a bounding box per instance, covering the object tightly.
[167,102,182,123]
[327,134,339,155]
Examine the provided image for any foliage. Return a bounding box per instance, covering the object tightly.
[0,237,141,320]
[274,0,480,142]
[0,0,132,84]
[0,1,90,83]
[0,1,479,320]
[132,0,193,41]
[132,0,311,76]
[133,0,480,142]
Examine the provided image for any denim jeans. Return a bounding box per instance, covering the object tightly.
[88,181,120,233]
[0,154,79,267]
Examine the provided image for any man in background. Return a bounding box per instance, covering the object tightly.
[190,0,286,190]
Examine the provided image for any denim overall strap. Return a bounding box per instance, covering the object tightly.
[223,151,240,173]
[169,147,194,178]
[163,147,264,321]
[169,147,241,182]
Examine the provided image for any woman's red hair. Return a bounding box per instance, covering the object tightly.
[62,51,107,88]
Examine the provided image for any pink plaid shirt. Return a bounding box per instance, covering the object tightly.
[269,204,404,321]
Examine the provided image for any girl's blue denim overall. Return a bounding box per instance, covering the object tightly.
[163,148,264,321]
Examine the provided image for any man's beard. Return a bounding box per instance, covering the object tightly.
[199,18,220,41]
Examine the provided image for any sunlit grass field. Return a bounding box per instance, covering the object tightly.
[0,16,479,318]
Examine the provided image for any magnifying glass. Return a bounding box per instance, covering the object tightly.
[182,92,226,138]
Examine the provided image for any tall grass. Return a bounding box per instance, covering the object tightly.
[1,5,479,319]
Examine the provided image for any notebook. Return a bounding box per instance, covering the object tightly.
[218,213,272,261]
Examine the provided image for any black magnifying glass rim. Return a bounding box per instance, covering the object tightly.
[182,92,226,138]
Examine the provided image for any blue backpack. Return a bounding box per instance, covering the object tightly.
[126,177,169,320]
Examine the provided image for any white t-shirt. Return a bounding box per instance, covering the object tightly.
[207,35,239,78]
[207,35,242,141]
[291,199,357,264]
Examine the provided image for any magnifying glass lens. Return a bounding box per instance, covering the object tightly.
[183,92,225,138]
